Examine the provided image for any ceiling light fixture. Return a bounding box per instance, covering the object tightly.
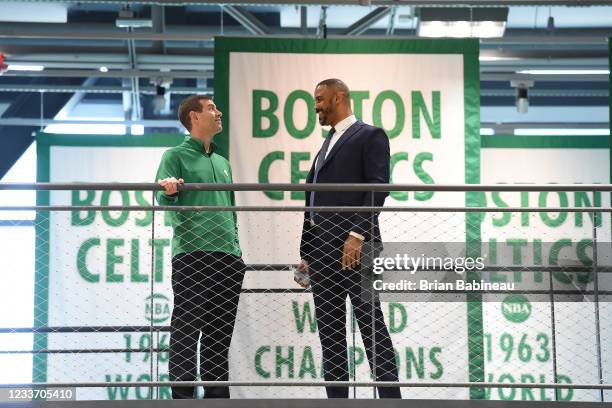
[116,8,152,28]
[6,64,45,71]
[546,7,555,32]
[150,77,173,116]
[517,69,610,75]
[418,7,508,38]
[479,56,520,62]
[514,129,610,136]
[510,79,534,114]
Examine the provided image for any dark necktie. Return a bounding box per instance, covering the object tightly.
[309,128,335,224]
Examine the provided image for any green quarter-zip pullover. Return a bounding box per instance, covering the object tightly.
[155,136,241,258]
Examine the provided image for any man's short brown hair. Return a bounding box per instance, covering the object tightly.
[178,94,212,131]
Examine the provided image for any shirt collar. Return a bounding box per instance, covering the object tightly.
[333,114,357,136]
[184,136,215,154]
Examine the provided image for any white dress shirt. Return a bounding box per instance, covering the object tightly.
[325,114,357,159]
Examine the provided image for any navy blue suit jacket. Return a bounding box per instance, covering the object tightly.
[300,120,390,262]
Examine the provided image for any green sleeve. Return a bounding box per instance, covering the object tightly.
[228,164,241,247]
[154,150,181,205]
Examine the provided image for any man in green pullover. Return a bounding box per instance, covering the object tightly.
[155,94,245,399]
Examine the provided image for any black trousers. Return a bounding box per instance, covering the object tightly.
[169,251,246,399]
[309,230,401,399]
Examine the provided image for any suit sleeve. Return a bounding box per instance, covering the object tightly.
[349,128,390,238]
[228,164,241,248]
[299,165,315,262]
[154,150,181,206]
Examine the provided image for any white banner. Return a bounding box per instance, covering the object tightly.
[480,142,611,402]
[221,39,479,399]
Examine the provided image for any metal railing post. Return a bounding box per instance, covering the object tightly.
[592,191,604,402]
[547,212,559,400]
[370,188,376,399]
[150,189,156,400]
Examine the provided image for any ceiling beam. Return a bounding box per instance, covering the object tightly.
[300,6,308,36]
[481,89,608,97]
[0,119,607,130]
[3,51,607,67]
[0,22,246,41]
[386,6,398,36]
[0,69,212,79]
[1,52,607,75]
[481,122,610,134]
[317,6,327,38]
[151,5,166,54]
[2,68,608,82]
[0,80,606,96]
[126,33,142,121]
[342,7,392,36]
[0,84,207,94]
[482,122,609,128]
[0,118,181,127]
[481,73,609,82]
[0,23,610,44]
[223,6,270,36]
[0,85,605,97]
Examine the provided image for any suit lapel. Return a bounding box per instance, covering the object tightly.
[306,156,316,183]
[319,121,363,171]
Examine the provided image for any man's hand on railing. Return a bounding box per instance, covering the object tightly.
[158,177,184,196]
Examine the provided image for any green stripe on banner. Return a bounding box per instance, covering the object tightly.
[215,36,479,55]
[463,44,485,400]
[33,137,50,384]
[481,135,609,149]
[36,132,185,147]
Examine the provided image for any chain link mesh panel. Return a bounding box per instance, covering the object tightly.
[1,188,611,402]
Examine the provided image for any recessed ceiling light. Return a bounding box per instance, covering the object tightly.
[479,56,519,62]
[419,21,506,38]
[116,18,152,28]
[517,69,610,75]
[514,129,610,136]
[7,64,45,71]
[418,7,508,38]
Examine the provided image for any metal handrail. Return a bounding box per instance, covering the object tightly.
[1,206,611,213]
[1,182,612,192]
[1,381,611,390]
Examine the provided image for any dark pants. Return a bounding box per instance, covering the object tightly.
[309,229,401,399]
[169,251,246,399]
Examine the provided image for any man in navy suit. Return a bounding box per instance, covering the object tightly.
[296,78,401,399]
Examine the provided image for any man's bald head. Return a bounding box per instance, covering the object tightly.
[315,78,351,103]
[313,78,353,127]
